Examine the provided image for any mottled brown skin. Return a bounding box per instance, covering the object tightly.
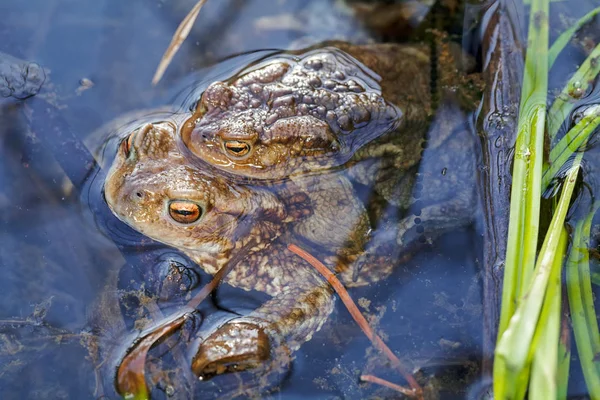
[181,42,476,248]
[104,42,478,387]
[178,43,433,259]
[104,121,392,385]
[180,43,429,180]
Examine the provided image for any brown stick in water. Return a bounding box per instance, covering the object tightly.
[361,374,417,396]
[287,243,423,399]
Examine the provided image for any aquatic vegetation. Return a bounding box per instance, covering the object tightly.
[495,4,600,399]
[0,1,485,399]
[139,1,600,397]
[566,203,600,398]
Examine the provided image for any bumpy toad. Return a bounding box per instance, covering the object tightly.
[104,120,395,384]
[181,42,477,248]
[104,42,478,390]
[180,42,428,181]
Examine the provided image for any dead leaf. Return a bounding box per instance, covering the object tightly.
[152,0,208,85]
[116,315,186,399]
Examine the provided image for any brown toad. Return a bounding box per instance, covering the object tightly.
[180,42,478,248]
[180,42,429,181]
[104,42,479,392]
[104,120,395,387]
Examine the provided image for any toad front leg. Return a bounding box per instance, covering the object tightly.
[191,245,335,379]
[286,173,371,259]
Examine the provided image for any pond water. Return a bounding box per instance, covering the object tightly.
[0,0,598,399]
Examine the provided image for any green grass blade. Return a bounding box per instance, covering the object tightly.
[591,271,600,286]
[497,0,550,342]
[519,104,546,295]
[530,228,567,400]
[542,107,600,190]
[495,157,580,400]
[499,144,527,338]
[516,0,549,294]
[548,43,600,142]
[567,204,600,397]
[548,7,600,68]
[580,202,600,367]
[556,315,571,400]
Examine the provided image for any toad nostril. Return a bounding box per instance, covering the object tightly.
[129,191,144,203]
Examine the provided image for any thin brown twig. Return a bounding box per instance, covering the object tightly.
[185,254,230,310]
[287,243,423,399]
[360,374,416,396]
[152,0,208,85]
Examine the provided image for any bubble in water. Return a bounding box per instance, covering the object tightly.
[569,81,585,99]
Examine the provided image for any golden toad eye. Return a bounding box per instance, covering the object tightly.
[168,200,202,224]
[224,140,251,157]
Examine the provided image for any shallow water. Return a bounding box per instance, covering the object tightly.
[0,0,598,399]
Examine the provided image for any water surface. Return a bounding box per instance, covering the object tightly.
[3,0,597,398]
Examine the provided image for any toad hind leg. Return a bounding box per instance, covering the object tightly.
[397,191,474,248]
[192,282,335,379]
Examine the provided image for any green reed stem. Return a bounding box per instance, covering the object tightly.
[580,203,600,361]
[542,107,600,191]
[498,0,549,341]
[556,314,571,400]
[566,201,600,398]
[495,156,579,400]
[547,43,600,142]
[530,228,567,400]
[548,7,600,68]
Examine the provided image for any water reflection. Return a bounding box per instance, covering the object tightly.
[0,0,491,398]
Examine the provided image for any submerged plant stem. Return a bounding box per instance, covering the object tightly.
[497,0,549,341]
[360,374,415,395]
[543,111,600,190]
[547,43,600,142]
[556,303,572,400]
[548,6,600,67]
[567,202,600,397]
[287,244,423,399]
[495,156,578,399]
[530,228,567,400]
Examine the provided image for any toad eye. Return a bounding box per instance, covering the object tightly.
[224,140,251,157]
[168,200,202,224]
